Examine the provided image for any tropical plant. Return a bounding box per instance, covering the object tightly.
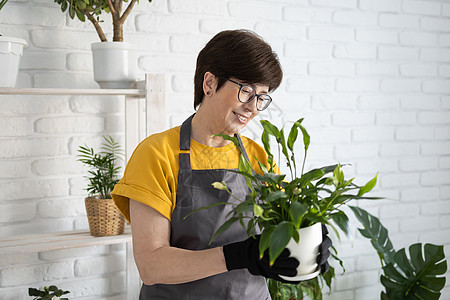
[0,0,7,11]
[350,206,447,300]
[53,0,153,42]
[77,136,123,199]
[28,285,70,300]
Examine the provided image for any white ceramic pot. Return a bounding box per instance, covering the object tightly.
[279,222,323,281]
[0,36,27,88]
[91,41,138,89]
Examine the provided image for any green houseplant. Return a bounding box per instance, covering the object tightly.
[53,0,154,88]
[77,136,125,236]
[188,118,380,293]
[28,285,70,300]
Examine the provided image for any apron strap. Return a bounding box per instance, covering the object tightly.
[178,113,254,172]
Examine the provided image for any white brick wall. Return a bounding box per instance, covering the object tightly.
[1,0,449,298]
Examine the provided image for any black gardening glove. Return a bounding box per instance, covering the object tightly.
[317,224,332,274]
[223,235,301,284]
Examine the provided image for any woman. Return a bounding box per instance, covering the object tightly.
[112,29,331,299]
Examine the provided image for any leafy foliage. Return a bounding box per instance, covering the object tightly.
[77,136,123,199]
[53,0,153,41]
[28,285,70,300]
[350,206,447,300]
[0,0,7,11]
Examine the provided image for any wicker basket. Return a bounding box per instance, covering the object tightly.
[85,197,125,237]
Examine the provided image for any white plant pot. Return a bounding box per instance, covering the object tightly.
[279,222,323,281]
[91,42,138,89]
[0,36,27,88]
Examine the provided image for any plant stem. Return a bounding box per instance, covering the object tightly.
[83,9,107,42]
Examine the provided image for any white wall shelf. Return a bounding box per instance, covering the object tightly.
[0,73,166,300]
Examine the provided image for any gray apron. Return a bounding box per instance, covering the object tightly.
[140,114,270,299]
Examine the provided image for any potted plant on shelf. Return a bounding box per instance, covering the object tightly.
[188,118,380,295]
[0,0,28,88]
[77,136,125,237]
[53,0,153,89]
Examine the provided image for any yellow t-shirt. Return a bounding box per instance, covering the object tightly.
[111,126,274,222]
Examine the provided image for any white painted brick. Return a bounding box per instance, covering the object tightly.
[419,112,450,125]
[334,144,379,160]
[140,54,195,73]
[400,63,437,77]
[399,157,439,172]
[0,4,65,27]
[308,25,354,42]
[136,14,198,34]
[359,0,401,12]
[421,48,450,62]
[172,74,194,93]
[74,253,125,276]
[0,179,68,201]
[31,29,97,50]
[0,261,73,287]
[104,115,125,133]
[66,52,92,72]
[436,127,450,140]
[376,112,417,126]
[359,96,400,110]
[285,42,333,58]
[399,31,438,46]
[69,95,123,114]
[332,111,375,126]
[279,58,307,75]
[307,127,351,144]
[323,290,354,300]
[355,158,399,175]
[355,28,398,44]
[111,272,127,294]
[420,228,450,245]
[130,33,170,54]
[380,202,420,218]
[440,156,450,169]
[169,34,209,54]
[283,6,332,23]
[0,219,74,237]
[39,245,110,261]
[438,33,450,47]
[0,137,69,159]
[333,10,378,26]
[34,72,98,89]
[229,1,282,20]
[400,95,441,110]
[421,170,450,186]
[381,79,421,93]
[199,18,254,34]
[0,117,33,136]
[395,127,434,141]
[20,51,66,70]
[440,186,450,200]
[34,116,104,134]
[311,0,357,8]
[308,60,355,76]
[355,253,382,272]
[401,186,439,202]
[438,64,450,78]
[443,4,450,16]
[423,79,450,94]
[285,77,334,93]
[333,44,377,59]
[0,95,71,115]
[335,270,379,290]
[0,160,30,179]
[421,17,450,32]
[400,216,440,232]
[0,202,36,222]
[255,21,307,40]
[403,0,442,16]
[0,252,37,269]
[379,13,420,29]
[378,46,419,61]
[442,97,450,109]
[352,127,395,142]
[311,94,358,110]
[422,142,450,155]
[38,198,85,218]
[169,0,226,15]
[356,62,398,76]
[336,78,379,92]
[59,277,109,298]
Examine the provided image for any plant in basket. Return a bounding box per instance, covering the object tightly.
[77,136,125,236]
[188,118,380,297]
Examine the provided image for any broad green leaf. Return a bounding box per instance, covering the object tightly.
[269,221,293,265]
[183,201,229,220]
[330,211,349,236]
[266,190,289,203]
[261,120,281,140]
[212,133,241,148]
[290,201,307,229]
[259,226,275,259]
[295,121,310,152]
[209,217,238,245]
[287,122,299,152]
[358,173,378,196]
[253,204,264,217]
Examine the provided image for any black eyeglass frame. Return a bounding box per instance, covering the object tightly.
[226,78,272,111]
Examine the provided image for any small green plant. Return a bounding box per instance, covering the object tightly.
[53,0,153,42]
[77,136,124,199]
[28,285,70,300]
[0,0,8,11]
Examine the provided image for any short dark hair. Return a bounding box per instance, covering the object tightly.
[194,30,283,109]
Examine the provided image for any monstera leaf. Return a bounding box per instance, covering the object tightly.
[381,243,446,300]
[349,206,395,265]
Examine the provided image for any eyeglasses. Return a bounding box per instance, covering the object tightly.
[226,79,272,111]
